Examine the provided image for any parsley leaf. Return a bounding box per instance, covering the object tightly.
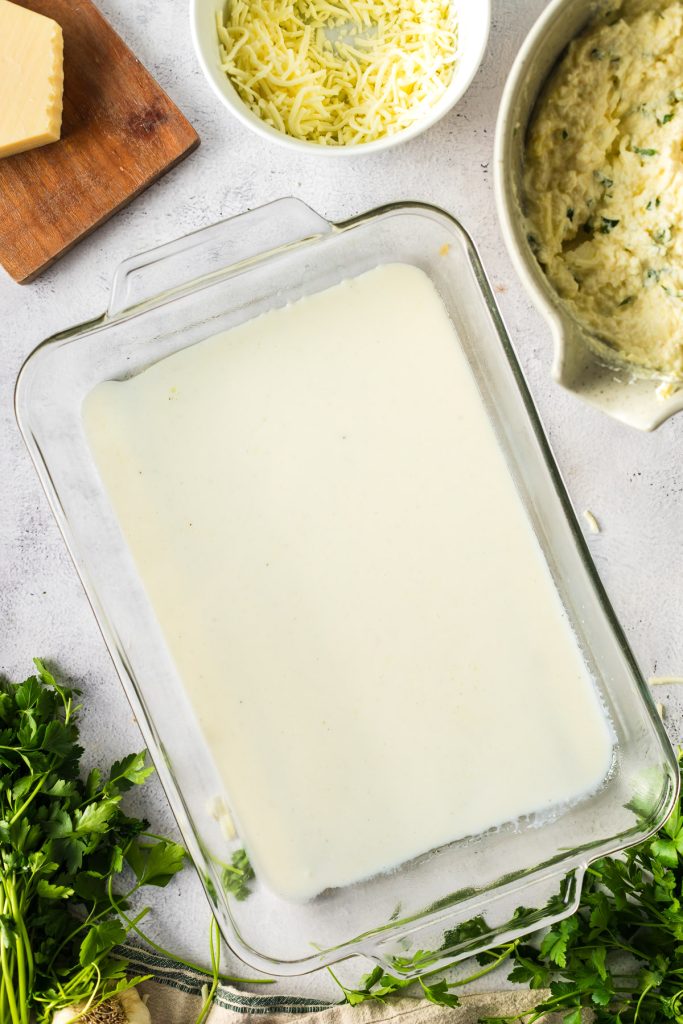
[74,797,122,835]
[419,978,461,1008]
[600,216,620,234]
[107,751,155,793]
[221,848,255,900]
[126,838,187,887]
[79,920,128,967]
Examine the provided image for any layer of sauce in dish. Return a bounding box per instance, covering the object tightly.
[524,0,683,379]
[83,263,614,902]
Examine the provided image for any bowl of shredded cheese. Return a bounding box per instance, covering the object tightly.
[190,0,490,153]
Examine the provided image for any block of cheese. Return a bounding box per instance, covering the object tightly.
[0,0,64,159]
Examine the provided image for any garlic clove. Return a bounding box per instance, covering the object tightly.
[51,987,151,1024]
[119,988,152,1023]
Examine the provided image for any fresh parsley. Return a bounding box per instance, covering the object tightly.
[0,660,269,1024]
[594,170,614,189]
[328,942,518,1009]
[480,756,683,1023]
[600,217,620,234]
[333,751,683,1024]
[220,848,255,901]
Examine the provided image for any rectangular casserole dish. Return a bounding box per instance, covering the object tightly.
[15,198,678,977]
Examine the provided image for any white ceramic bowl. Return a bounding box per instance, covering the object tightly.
[190,0,490,157]
[495,0,683,431]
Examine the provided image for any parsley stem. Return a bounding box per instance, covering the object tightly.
[8,773,48,827]
[65,963,102,1023]
[532,989,580,1009]
[107,879,272,986]
[0,746,32,772]
[195,917,221,1024]
[1,877,29,1024]
[7,886,30,1024]
[46,906,102,972]
[0,939,21,1024]
[634,982,655,1023]
[13,898,32,985]
[450,941,518,988]
[605,932,649,960]
[140,831,173,843]
[217,862,244,876]
[0,980,8,1024]
[327,967,350,999]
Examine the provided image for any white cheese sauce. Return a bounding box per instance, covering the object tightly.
[83,263,613,902]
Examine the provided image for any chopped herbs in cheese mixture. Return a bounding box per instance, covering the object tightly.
[524,0,683,378]
[216,0,458,146]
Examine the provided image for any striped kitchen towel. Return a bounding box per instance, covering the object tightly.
[123,945,564,1022]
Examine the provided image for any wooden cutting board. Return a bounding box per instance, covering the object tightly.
[0,0,200,284]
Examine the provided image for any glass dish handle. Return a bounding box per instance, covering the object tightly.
[107,198,333,318]
[365,866,584,976]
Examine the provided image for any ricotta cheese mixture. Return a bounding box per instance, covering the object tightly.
[84,264,613,902]
[524,0,683,378]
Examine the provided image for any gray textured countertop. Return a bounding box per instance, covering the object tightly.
[1,0,681,1002]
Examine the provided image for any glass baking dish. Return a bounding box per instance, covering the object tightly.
[15,199,678,978]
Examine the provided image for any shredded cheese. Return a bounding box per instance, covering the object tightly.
[583,509,601,534]
[216,0,458,145]
[207,795,237,839]
[656,380,679,401]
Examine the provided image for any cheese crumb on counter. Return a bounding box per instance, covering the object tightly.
[524,0,683,379]
[583,509,601,534]
[217,0,458,146]
[0,0,63,158]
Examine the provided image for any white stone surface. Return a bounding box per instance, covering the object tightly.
[0,0,681,1002]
